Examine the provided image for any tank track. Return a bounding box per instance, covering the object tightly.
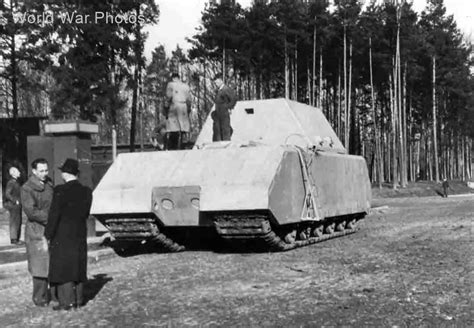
[214,213,361,252]
[104,213,362,253]
[105,218,185,252]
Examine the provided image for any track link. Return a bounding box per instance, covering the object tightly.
[214,213,360,252]
[105,218,184,252]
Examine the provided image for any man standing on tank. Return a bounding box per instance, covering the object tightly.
[5,165,23,245]
[21,158,54,307]
[45,158,92,311]
[212,76,237,142]
[164,73,192,150]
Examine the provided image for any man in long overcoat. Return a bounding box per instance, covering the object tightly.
[212,77,237,141]
[21,158,53,306]
[45,158,92,311]
[164,73,192,150]
[5,165,22,244]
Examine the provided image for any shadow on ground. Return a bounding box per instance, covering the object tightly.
[83,273,113,305]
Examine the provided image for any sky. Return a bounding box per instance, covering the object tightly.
[144,0,473,58]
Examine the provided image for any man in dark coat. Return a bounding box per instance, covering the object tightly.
[45,158,92,311]
[5,165,23,244]
[212,77,237,142]
[21,158,54,306]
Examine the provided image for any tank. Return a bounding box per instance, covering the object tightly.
[91,98,371,252]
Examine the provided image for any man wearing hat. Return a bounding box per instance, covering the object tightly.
[45,158,93,311]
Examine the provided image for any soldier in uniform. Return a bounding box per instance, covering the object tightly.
[212,77,237,142]
[164,73,192,150]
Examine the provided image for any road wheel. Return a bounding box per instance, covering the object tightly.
[336,220,346,232]
[346,218,357,230]
[298,227,311,240]
[325,222,335,234]
[312,225,324,237]
[284,230,297,244]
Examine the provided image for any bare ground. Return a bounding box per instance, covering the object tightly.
[0,195,472,327]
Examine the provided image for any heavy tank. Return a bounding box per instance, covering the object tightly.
[91,98,371,252]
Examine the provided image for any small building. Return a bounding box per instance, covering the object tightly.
[0,117,47,208]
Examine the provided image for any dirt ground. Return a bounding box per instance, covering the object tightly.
[0,194,472,327]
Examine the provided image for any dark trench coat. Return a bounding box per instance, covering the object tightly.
[21,175,54,278]
[44,180,92,284]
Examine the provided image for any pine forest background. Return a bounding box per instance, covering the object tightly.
[0,0,472,187]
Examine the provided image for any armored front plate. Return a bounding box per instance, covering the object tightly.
[152,185,201,226]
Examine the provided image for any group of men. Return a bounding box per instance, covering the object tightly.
[3,73,235,310]
[152,73,237,150]
[4,158,92,311]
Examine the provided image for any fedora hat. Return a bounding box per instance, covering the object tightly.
[58,158,79,175]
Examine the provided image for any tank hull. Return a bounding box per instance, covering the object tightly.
[91,98,371,252]
[91,146,370,223]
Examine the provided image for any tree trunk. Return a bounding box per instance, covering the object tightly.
[294,36,298,101]
[139,98,144,151]
[408,94,413,182]
[347,40,353,152]
[222,40,226,83]
[468,138,472,180]
[395,11,406,187]
[10,33,18,118]
[343,25,348,148]
[256,69,261,100]
[204,60,208,114]
[390,72,398,189]
[369,37,382,188]
[465,138,468,180]
[196,70,202,129]
[312,18,316,106]
[428,127,433,180]
[109,48,117,143]
[247,73,251,100]
[306,61,311,104]
[432,55,439,182]
[337,65,342,139]
[130,65,138,152]
[130,4,142,152]
[459,134,463,180]
[285,31,289,99]
[319,52,323,110]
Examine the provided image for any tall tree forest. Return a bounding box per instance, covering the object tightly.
[185,0,473,185]
[0,0,472,185]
